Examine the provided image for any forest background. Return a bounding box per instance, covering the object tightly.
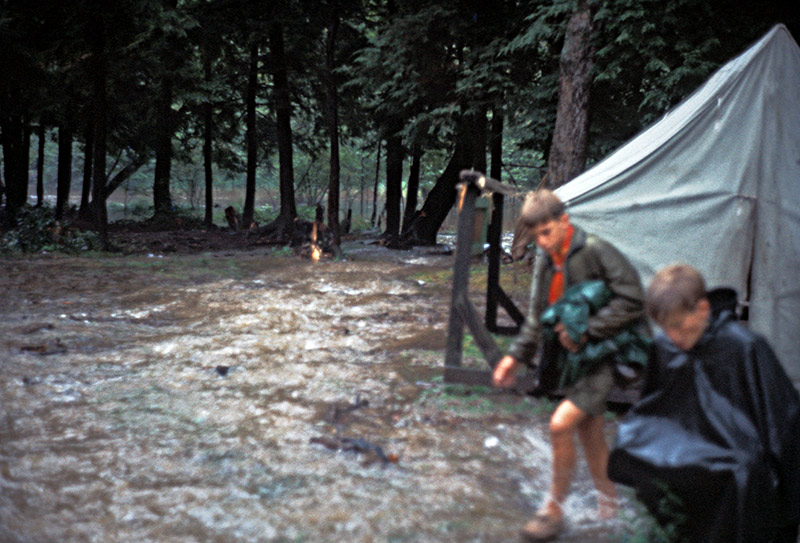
[1,0,798,252]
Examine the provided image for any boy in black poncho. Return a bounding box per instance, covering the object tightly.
[608,263,800,543]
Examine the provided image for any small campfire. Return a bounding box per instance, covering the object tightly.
[291,219,334,260]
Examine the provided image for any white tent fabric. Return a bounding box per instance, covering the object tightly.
[554,24,800,387]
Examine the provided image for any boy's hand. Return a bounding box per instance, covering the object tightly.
[554,322,586,353]
[492,355,518,388]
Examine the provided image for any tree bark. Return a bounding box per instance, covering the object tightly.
[269,22,297,228]
[104,154,149,197]
[371,139,381,226]
[152,76,174,215]
[325,7,341,247]
[401,146,421,234]
[242,39,259,228]
[383,128,403,245]
[36,124,45,207]
[79,118,93,220]
[202,48,214,228]
[203,99,214,228]
[545,1,594,189]
[56,123,73,219]
[90,9,108,247]
[153,0,177,216]
[490,109,503,180]
[0,89,30,220]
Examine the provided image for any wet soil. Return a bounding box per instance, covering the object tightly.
[0,232,644,543]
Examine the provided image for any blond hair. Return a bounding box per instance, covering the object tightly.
[646,264,707,323]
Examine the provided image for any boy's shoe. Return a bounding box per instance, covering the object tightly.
[520,511,564,542]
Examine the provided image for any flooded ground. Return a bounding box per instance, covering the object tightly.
[0,241,644,543]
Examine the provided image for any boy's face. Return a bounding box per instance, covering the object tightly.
[660,299,711,351]
[531,214,570,255]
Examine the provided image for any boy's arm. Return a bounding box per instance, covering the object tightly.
[506,250,548,365]
[585,238,646,339]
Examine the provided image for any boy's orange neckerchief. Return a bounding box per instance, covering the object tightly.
[548,224,574,306]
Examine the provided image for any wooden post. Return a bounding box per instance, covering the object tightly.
[444,183,478,368]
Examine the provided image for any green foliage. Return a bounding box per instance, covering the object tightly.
[269,245,293,257]
[0,206,101,255]
[462,333,516,368]
[253,205,276,225]
[416,379,556,418]
[4,0,794,226]
[615,484,687,543]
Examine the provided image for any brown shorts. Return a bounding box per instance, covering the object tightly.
[564,362,614,416]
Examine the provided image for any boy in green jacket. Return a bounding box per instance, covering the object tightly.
[493,189,646,542]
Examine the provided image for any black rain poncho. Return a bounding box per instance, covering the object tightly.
[607,291,800,543]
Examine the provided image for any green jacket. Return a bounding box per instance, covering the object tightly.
[541,280,651,389]
[507,225,647,366]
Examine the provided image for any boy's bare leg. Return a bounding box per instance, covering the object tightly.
[540,399,587,520]
[577,414,618,519]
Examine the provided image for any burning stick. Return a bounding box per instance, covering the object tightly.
[310,221,322,261]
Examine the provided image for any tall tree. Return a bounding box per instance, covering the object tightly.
[56,124,73,219]
[36,124,46,207]
[152,0,180,215]
[0,1,40,221]
[382,126,404,245]
[89,5,109,247]
[404,108,487,245]
[203,73,214,228]
[544,0,594,188]
[325,1,342,247]
[79,119,94,220]
[268,21,298,233]
[401,146,421,234]
[242,38,259,228]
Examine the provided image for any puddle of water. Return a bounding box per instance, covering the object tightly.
[0,248,632,542]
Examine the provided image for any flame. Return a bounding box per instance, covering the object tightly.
[310,222,321,261]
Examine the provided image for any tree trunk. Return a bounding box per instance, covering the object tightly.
[269,22,297,228]
[90,9,108,247]
[36,124,45,207]
[402,109,487,245]
[326,8,341,247]
[203,99,214,228]
[153,0,177,216]
[0,93,30,220]
[545,1,594,189]
[242,39,258,228]
[401,147,421,234]
[104,154,149,197]
[56,123,73,219]
[202,48,214,228]
[490,109,503,180]
[371,139,381,226]
[79,118,93,220]
[153,76,174,215]
[383,129,403,245]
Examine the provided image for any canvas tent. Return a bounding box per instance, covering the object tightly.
[554,24,800,388]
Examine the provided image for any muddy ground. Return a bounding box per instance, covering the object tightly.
[0,230,652,543]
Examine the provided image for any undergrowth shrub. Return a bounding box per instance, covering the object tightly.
[0,205,101,254]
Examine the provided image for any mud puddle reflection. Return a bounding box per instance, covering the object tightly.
[0,245,633,542]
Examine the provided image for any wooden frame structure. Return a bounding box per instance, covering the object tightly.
[443,171,537,391]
